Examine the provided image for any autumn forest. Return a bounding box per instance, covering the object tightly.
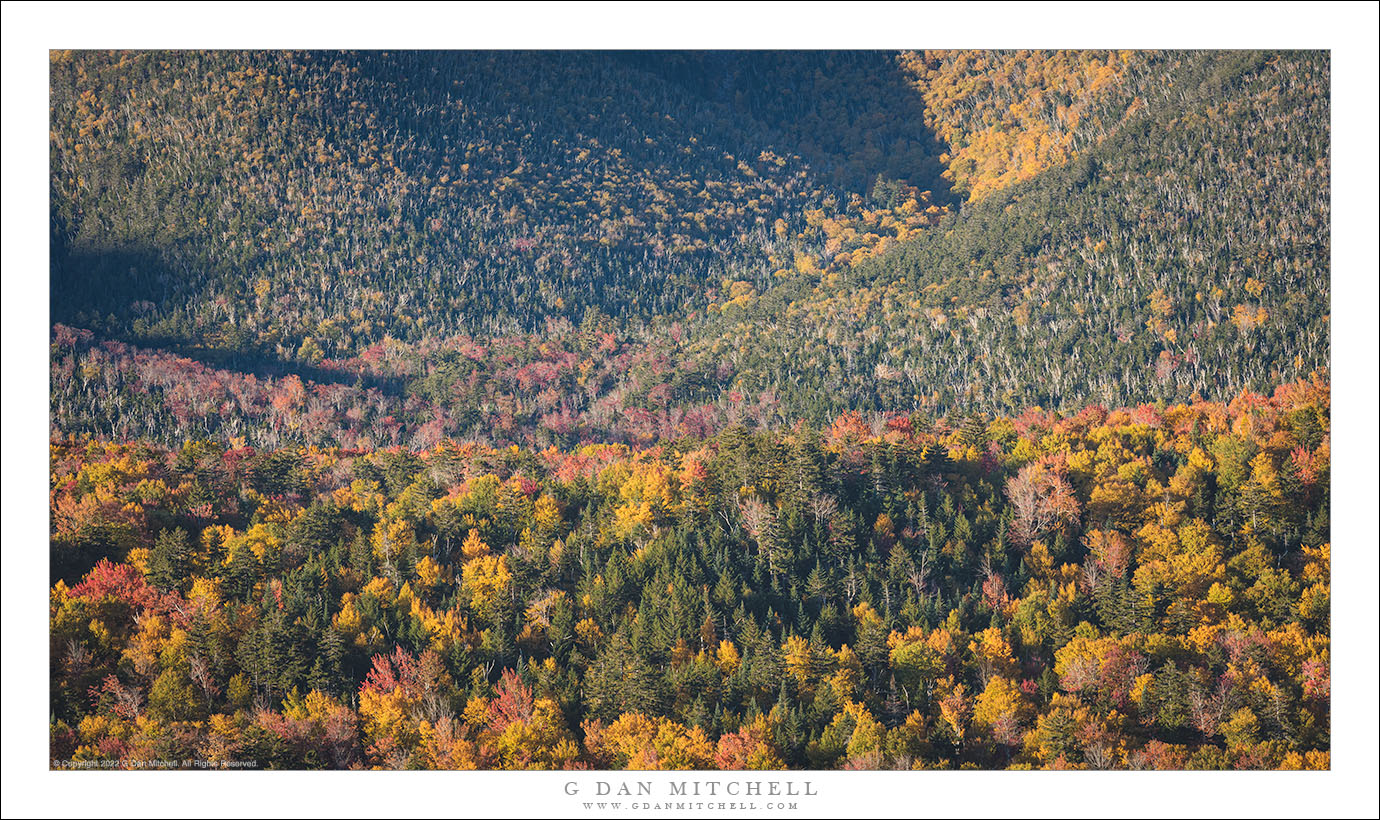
[48,49,1330,771]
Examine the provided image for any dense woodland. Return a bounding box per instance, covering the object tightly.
[49,49,1330,770]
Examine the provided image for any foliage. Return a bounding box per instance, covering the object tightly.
[48,48,1330,771]
[50,378,1330,768]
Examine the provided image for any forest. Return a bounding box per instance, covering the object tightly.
[48,49,1330,770]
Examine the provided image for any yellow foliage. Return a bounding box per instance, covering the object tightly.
[972,675,1026,732]
[372,518,416,562]
[462,554,511,612]
[461,529,490,561]
[414,555,444,589]
[716,639,742,674]
[587,713,715,770]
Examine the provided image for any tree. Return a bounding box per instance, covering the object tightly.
[1005,462,1081,546]
[148,527,192,592]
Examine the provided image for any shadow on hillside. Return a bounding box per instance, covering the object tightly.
[616,50,957,206]
[51,245,407,395]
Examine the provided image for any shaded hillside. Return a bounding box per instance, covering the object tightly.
[50,50,946,365]
[50,50,1328,444]
[620,51,956,200]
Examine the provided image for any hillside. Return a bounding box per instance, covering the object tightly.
[50,50,943,355]
[51,50,1328,449]
[694,50,1330,416]
[50,378,1332,770]
[47,48,1332,772]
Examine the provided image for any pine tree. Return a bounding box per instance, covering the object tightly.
[148,527,192,592]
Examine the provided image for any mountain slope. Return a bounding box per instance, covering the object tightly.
[50,50,1329,448]
[683,50,1329,416]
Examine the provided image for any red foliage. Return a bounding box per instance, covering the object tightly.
[486,669,535,734]
[1097,645,1148,711]
[1129,403,1163,428]
[70,559,163,612]
[88,674,143,720]
[1133,740,1188,770]
[1290,446,1321,486]
[362,647,425,698]
[1301,657,1329,702]
[362,647,448,701]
